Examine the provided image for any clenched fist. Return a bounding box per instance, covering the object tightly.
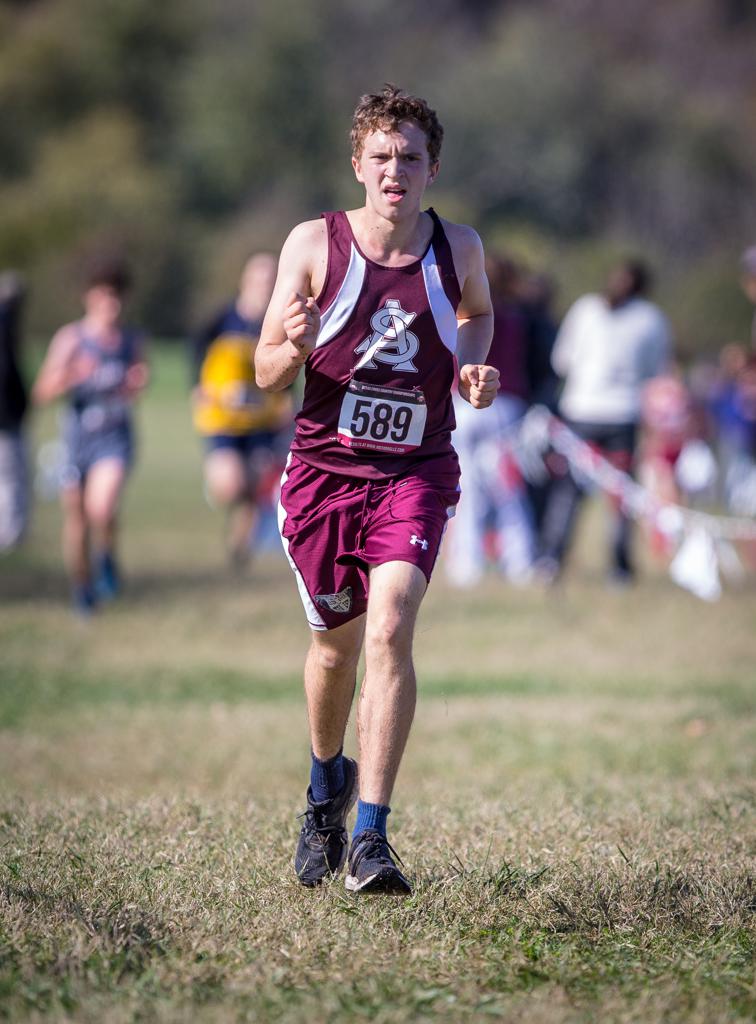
[458,364,500,409]
[284,291,321,358]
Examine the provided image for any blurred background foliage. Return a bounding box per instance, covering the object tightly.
[1,0,755,354]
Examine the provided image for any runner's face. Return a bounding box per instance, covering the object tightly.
[83,285,122,326]
[240,254,277,306]
[352,122,438,219]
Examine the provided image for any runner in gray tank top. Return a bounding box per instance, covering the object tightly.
[33,258,148,614]
[255,86,499,894]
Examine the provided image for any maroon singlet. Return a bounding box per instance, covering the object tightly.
[290,209,461,481]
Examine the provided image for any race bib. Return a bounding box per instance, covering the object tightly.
[337,380,427,454]
[80,398,130,433]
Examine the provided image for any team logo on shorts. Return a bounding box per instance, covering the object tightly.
[355,299,419,373]
[314,586,353,613]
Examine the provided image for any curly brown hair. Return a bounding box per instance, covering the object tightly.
[350,84,444,164]
[84,254,133,296]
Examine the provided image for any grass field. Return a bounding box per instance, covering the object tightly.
[1,346,754,1023]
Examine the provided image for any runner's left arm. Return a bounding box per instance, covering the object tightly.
[451,226,499,410]
[123,333,150,399]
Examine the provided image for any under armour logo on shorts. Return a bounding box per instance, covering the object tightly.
[410,534,429,550]
[314,586,353,613]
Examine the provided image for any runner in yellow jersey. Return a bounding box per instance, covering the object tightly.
[191,253,293,566]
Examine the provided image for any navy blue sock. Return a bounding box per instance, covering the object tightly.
[310,749,345,802]
[353,800,390,839]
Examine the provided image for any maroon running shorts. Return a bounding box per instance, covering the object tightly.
[278,453,460,631]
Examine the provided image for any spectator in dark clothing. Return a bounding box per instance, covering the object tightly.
[520,272,560,535]
[445,254,536,586]
[741,246,756,351]
[0,272,29,550]
[522,272,559,412]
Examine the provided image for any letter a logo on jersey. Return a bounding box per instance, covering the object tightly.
[355,299,420,372]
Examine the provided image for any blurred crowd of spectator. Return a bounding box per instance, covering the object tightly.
[443,246,756,587]
[2,244,756,599]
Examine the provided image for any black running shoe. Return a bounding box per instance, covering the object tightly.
[294,757,358,887]
[345,828,412,895]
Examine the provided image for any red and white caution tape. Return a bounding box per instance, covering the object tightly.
[517,407,756,600]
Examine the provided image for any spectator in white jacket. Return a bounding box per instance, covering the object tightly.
[535,259,671,584]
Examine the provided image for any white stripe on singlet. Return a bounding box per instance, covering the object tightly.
[421,245,458,355]
[316,243,366,349]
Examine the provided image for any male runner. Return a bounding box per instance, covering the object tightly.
[191,253,292,566]
[33,258,148,613]
[255,85,499,894]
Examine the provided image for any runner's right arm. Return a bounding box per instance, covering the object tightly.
[255,219,327,392]
[32,326,90,404]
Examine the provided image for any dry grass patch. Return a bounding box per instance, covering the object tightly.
[2,347,754,1021]
[1,689,753,1021]
[1,791,753,1023]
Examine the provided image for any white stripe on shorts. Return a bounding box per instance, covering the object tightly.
[277,453,327,631]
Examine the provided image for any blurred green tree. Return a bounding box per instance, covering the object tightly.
[0,0,754,352]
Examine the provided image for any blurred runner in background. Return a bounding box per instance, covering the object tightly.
[191,253,293,568]
[32,257,148,614]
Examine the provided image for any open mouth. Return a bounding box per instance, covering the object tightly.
[383,186,406,202]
